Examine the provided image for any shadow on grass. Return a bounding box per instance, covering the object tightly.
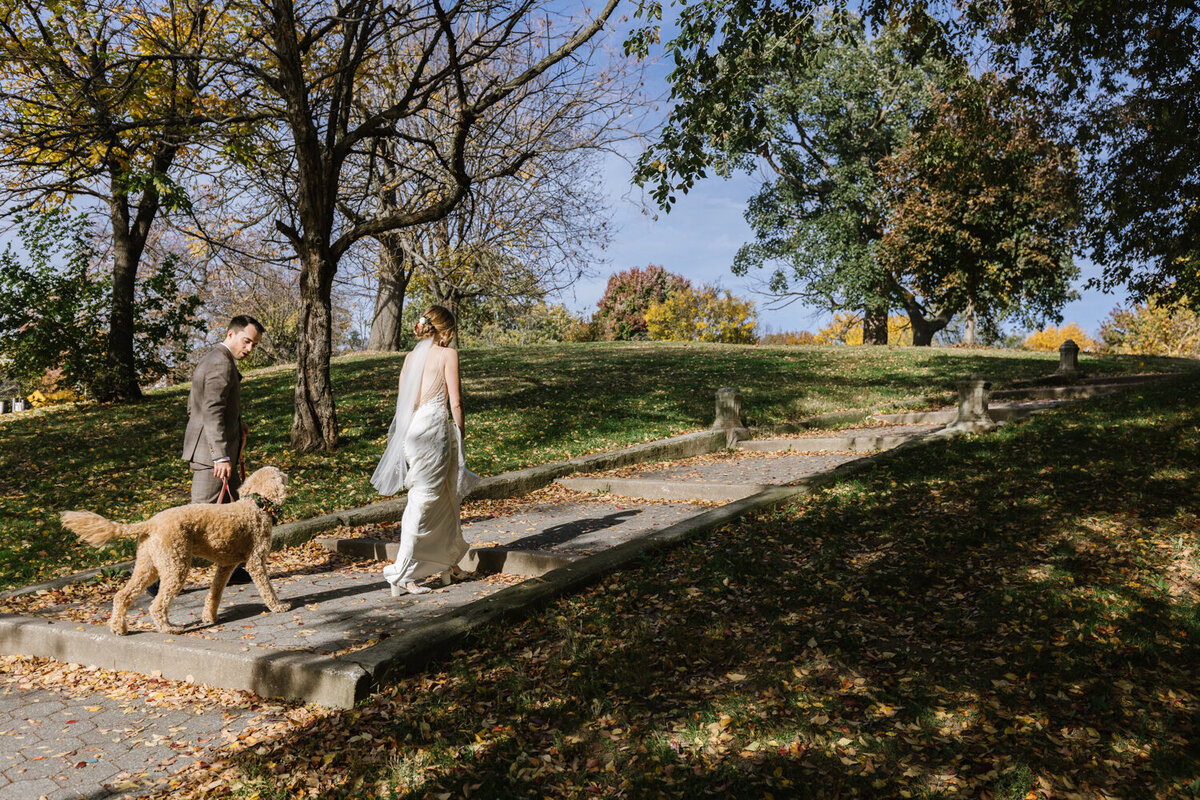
[215,371,1200,799]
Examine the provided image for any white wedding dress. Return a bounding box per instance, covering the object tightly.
[371,340,479,589]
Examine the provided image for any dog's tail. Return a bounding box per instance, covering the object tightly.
[60,511,140,547]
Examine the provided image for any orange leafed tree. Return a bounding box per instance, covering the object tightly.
[877,72,1081,346]
[1024,323,1095,352]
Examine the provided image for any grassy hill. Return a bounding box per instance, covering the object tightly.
[155,353,1200,798]
[0,341,1192,590]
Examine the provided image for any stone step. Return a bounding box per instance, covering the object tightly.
[873,404,1057,426]
[872,409,955,425]
[991,384,1123,401]
[737,434,919,453]
[554,476,769,502]
[313,537,578,577]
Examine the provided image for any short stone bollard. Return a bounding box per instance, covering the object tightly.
[11,398,28,412]
[1056,338,1082,379]
[946,374,995,433]
[712,387,750,446]
[0,400,8,414]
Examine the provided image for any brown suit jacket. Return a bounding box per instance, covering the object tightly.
[182,344,242,468]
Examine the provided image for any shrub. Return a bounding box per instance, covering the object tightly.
[594,265,690,340]
[473,302,592,346]
[760,330,819,345]
[644,284,757,343]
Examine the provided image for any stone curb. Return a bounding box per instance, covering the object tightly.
[0,614,369,707]
[0,562,137,602]
[555,477,770,502]
[738,434,922,453]
[989,382,1129,401]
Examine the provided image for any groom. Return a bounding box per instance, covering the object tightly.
[183,315,263,502]
[159,315,264,593]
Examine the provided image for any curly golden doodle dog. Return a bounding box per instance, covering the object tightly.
[60,466,290,635]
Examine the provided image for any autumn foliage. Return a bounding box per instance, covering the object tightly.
[594,265,691,340]
[1023,322,1095,352]
[1099,300,1200,358]
[878,72,1080,340]
[759,330,819,346]
[644,284,757,344]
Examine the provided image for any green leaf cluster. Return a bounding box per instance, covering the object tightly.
[0,211,201,397]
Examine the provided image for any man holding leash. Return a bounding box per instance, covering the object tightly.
[183,315,263,503]
[167,315,264,592]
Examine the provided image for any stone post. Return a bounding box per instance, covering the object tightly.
[0,400,8,414]
[712,387,750,446]
[947,374,995,432]
[1056,338,1081,379]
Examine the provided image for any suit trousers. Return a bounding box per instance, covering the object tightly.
[191,463,242,504]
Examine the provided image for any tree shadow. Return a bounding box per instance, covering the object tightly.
[214,372,1200,798]
[502,509,642,551]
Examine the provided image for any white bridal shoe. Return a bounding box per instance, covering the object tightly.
[390,581,431,597]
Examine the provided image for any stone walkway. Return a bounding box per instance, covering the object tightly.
[0,658,297,800]
[0,387,1120,799]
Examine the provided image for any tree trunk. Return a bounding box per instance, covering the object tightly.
[907,306,953,346]
[366,237,413,351]
[431,283,463,349]
[291,246,339,452]
[862,307,888,345]
[962,301,977,346]
[103,194,147,402]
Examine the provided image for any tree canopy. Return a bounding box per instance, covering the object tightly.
[877,72,1081,344]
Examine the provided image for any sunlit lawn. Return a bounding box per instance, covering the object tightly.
[0,341,1188,591]
[208,368,1200,799]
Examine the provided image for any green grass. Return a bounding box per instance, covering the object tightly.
[212,365,1200,799]
[0,341,1189,590]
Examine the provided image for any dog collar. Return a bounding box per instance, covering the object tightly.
[248,493,282,522]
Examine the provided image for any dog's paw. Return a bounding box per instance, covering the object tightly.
[109,622,128,636]
[202,613,217,626]
[156,625,184,635]
[268,602,290,613]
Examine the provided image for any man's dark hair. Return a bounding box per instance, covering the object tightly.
[229,315,265,335]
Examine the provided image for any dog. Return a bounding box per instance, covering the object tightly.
[60,466,290,635]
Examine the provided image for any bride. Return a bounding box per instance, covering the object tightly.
[371,305,479,596]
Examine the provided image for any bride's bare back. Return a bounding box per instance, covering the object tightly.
[404,343,464,435]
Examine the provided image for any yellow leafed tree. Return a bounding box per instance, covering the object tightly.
[814,313,913,345]
[1023,322,1095,352]
[1098,300,1200,357]
[645,285,757,343]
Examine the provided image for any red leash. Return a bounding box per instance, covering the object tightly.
[217,476,234,505]
[216,427,249,504]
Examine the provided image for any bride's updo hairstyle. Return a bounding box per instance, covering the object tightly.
[416,305,456,347]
